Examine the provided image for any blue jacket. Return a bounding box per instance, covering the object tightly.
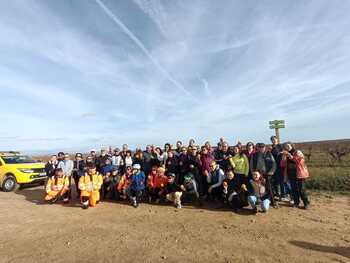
[130,171,146,191]
[102,164,114,175]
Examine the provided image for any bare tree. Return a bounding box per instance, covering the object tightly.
[304,146,312,162]
[328,148,350,163]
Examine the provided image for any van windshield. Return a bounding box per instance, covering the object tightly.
[1,155,37,164]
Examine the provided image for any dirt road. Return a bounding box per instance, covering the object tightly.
[0,186,349,263]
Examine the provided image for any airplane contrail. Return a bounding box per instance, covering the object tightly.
[95,0,193,97]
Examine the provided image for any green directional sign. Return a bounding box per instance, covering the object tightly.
[269,120,285,126]
[269,120,285,142]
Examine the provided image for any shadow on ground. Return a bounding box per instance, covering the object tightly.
[14,184,256,215]
[15,185,81,208]
[290,240,350,259]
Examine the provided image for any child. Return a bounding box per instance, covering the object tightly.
[180,173,200,205]
[117,166,132,200]
[45,168,69,204]
[78,165,103,209]
[147,166,168,203]
[101,158,114,200]
[223,170,248,212]
[127,164,145,208]
[165,173,183,209]
[248,171,271,214]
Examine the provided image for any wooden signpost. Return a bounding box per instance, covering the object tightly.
[269,120,285,142]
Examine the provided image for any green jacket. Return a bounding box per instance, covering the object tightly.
[229,154,249,176]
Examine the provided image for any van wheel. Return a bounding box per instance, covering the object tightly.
[2,175,17,192]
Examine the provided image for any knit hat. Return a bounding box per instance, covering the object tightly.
[183,173,194,183]
[133,164,141,170]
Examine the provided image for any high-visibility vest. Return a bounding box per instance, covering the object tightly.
[78,173,103,192]
[46,176,69,193]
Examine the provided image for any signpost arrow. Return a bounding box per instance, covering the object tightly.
[269,120,286,142]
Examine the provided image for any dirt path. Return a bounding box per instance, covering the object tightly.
[0,186,349,263]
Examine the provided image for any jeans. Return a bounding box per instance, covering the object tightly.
[281,181,292,198]
[248,195,270,212]
[290,179,309,206]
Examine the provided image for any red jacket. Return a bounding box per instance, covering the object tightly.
[148,175,168,189]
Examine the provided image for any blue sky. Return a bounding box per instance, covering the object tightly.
[0,0,349,153]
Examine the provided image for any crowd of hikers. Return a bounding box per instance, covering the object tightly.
[44,136,311,213]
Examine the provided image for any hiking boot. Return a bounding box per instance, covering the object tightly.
[304,203,311,210]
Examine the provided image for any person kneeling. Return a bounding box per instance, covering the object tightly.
[147,166,168,203]
[181,173,200,205]
[127,164,145,208]
[78,165,103,209]
[165,173,183,209]
[45,168,69,204]
[223,170,249,213]
[117,166,132,200]
[248,171,271,214]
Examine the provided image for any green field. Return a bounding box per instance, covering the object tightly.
[295,139,350,194]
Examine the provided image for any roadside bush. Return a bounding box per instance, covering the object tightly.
[306,167,350,192]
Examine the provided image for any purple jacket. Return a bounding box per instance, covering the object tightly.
[201,153,214,174]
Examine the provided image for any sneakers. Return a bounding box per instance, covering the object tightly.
[176,203,182,209]
[132,200,138,208]
[82,204,89,209]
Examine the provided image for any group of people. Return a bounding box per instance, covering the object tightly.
[44,136,311,213]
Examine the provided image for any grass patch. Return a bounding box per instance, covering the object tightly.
[306,167,350,193]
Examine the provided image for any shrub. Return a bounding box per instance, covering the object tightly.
[306,167,350,192]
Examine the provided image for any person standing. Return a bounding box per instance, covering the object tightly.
[281,143,310,209]
[200,146,214,197]
[250,143,277,207]
[72,153,85,199]
[45,155,59,181]
[229,145,249,187]
[175,141,183,157]
[270,136,284,200]
[111,148,123,173]
[58,153,74,201]
[214,141,232,171]
[143,145,153,176]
